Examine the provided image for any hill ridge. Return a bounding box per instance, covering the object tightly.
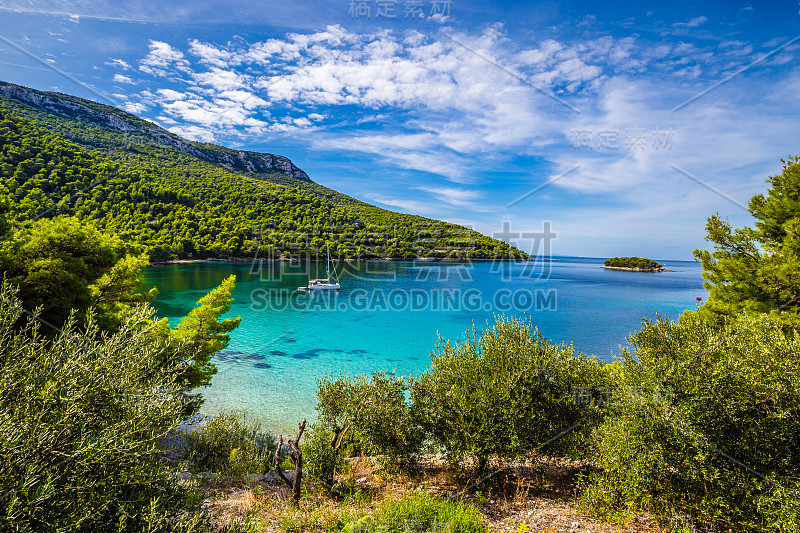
[0,81,310,181]
[0,80,525,262]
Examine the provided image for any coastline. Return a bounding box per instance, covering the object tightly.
[147,256,558,267]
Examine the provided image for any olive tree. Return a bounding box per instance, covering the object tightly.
[411,316,606,474]
[309,371,424,484]
[0,281,203,532]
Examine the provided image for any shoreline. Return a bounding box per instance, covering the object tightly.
[147,256,559,267]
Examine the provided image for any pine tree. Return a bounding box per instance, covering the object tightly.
[695,156,800,326]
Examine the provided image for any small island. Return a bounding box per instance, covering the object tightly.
[603,256,667,272]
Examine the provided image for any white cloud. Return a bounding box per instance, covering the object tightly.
[414,186,492,211]
[168,124,215,142]
[157,88,187,100]
[107,58,131,70]
[124,102,147,114]
[113,73,134,84]
[416,186,479,203]
[188,39,235,67]
[686,15,708,27]
[315,132,474,183]
[216,90,267,108]
[126,25,617,161]
[672,15,709,29]
[139,40,190,76]
[122,23,800,237]
[363,193,441,215]
[192,67,249,91]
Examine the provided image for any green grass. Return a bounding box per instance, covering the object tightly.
[341,493,490,533]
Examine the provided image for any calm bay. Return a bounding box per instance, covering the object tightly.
[143,257,705,434]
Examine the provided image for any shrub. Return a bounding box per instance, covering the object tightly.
[411,315,607,473]
[302,422,346,490]
[316,371,424,475]
[580,312,800,532]
[180,410,276,476]
[0,282,205,532]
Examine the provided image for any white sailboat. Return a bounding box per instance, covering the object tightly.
[302,243,340,290]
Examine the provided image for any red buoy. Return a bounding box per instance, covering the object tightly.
[696,296,703,301]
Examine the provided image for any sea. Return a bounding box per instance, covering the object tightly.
[143,257,706,434]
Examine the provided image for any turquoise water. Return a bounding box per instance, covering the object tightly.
[143,257,706,434]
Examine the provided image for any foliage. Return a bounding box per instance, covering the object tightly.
[316,371,424,475]
[169,275,241,390]
[302,423,347,491]
[0,215,145,328]
[0,214,240,402]
[179,410,276,477]
[695,156,800,327]
[89,251,159,330]
[580,311,800,531]
[0,193,10,236]
[0,100,525,261]
[0,281,206,532]
[603,256,662,269]
[341,493,490,533]
[411,316,607,473]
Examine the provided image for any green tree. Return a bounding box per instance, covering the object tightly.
[0,105,528,263]
[0,216,158,331]
[411,316,606,474]
[695,156,800,326]
[0,215,242,406]
[580,312,800,531]
[301,423,346,491]
[0,194,11,238]
[169,274,241,390]
[313,371,423,481]
[89,252,158,331]
[0,216,118,327]
[0,281,205,532]
[604,257,662,269]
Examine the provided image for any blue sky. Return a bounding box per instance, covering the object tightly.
[1,0,799,260]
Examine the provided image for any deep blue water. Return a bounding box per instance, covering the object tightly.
[143,257,705,433]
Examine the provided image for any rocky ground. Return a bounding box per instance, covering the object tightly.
[193,454,665,533]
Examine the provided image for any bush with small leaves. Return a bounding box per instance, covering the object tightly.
[411,315,607,474]
[579,312,800,532]
[0,281,206,532]
[301,423,346,491]
[180,410,276,477]
[316,371,424,475]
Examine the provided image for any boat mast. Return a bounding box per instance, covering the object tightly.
[326,242,332,281]
[327,242,339,283]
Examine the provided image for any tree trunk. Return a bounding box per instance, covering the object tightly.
[477,455,488,476]
[273,419,307,505]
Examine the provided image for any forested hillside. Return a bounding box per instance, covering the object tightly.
[0,81,524,261]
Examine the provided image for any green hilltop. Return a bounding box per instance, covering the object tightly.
[0,81,525,262]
